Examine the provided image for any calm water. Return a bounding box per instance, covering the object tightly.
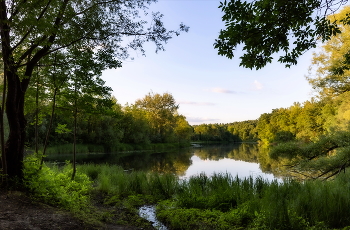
[46,143,278,180]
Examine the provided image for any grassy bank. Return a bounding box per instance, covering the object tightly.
[43,142,191,155]
[78,163,350,229]
[156,173,350,229]
[21,155,350,229]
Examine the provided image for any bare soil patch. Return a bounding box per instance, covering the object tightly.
[0,190,153,230]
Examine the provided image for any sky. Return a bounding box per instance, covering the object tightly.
[102,0,318,125]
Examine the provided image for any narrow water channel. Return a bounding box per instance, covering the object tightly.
[139,206,167,230]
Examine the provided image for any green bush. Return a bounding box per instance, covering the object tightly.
[23,154,92,213]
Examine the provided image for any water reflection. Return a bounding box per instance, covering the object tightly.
[183,144,275,180]
[46,143,281,180]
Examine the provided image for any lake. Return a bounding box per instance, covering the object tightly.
[46,143,280,180]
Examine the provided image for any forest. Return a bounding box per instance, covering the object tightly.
[1,0,350,185]
[2,0,350,230]
[24,90,193,153]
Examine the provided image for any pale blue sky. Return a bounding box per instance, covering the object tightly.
[102,0,316,125]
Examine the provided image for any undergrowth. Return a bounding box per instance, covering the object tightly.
[21,155,350,230]
[23,154,92,214]
[157,173,350,230]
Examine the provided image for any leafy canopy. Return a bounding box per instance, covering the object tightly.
[215,0,344,69]
[308,5,350,97]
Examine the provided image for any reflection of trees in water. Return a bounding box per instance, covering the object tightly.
[99,150,193,176]
[192,143,293,178]
[61,144,294,179]
[193,143,260,163]
[147,149,193,176]
[227,143,259,162]
[193,144,240,160]
[257,146,294,178]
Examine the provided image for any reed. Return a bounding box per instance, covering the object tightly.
[45,144,104,154]
[77,164,179,200]
[77,163,350,229]
[159,172,350,229]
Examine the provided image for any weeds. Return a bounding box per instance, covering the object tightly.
[77,164,179,200]
[23,154,92,214]
[22,156,350,230]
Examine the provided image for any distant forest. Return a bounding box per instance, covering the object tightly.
[23,88,350,151]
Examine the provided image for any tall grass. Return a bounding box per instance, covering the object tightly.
[45,144,105,154]
[77,164,179,200]
[77,163,350,229]
[158,173,350,229]
[44,142,190,155]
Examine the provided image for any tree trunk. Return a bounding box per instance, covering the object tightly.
[1,70,7,184]
[71,82,77,180]
[41,88,58,167]
[5,71,29,180]
[35,76,39,154]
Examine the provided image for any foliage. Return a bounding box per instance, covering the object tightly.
[19,155,350,229]
[227,120,258,142]
[174,115,193,143]
[270,131,350,179]
[308,5,350,97]
[0,0,188,182]
[23,154,92,213]
[156,203,252,230]
[135,92,181,143]
[156,172,350,230]
[215,0,342,69]
[25,91,192,154]
[192,123,239,142]
[77,164,179,201]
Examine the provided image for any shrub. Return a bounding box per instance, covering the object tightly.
[23,154,92,213]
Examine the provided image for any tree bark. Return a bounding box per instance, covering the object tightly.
[1,70,7,184]
[41,88,58,167]
[4,71,29,180]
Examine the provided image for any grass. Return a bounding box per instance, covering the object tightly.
[77,164,179,201]
[157,173,350,230]
[77,163,350,229]
[45,144,105,154]
[21,155,350,230]
[43,142,191,155]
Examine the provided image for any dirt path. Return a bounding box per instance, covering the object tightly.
[0,190,151,230]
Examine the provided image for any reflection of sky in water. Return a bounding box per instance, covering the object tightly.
[182,155,276,181]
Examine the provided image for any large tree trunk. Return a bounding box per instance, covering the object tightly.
[0,0,26,181]
[4,71,29,180]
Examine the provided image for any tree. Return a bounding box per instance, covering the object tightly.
[307,6,350,97]
[214,0,344,69]
[174,115,193,143]
[135,92,179,142]
[270,131,350,180]
[120,104,151,145]
[0,0,188,182]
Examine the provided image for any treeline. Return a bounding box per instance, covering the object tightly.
[191,120,258,142]
[254,92,350,144]
[190,92,350,145]
[24,92,193,153]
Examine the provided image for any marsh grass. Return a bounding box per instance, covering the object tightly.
[44,142,190,155]
[158,173,350,229]
[76,163,350,229]
[77,164,179,200]
[45,144,105,154]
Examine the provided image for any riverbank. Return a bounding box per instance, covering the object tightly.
[10,152,350,230]
[0,189,155,230]
[42,142,191,156]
